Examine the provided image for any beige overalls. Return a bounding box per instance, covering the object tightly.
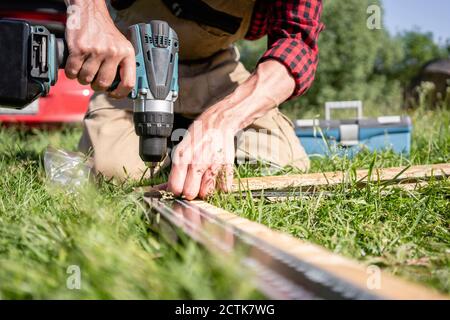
[78,0,310,179]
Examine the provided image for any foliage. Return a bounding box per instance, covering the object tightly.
[391,30,449,84]
[302,0,388,108]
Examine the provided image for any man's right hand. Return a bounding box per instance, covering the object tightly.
[65,0,136,99]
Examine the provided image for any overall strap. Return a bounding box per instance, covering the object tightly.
[111,0,243,35]
[161,0,243,34]
[110,0,137,10]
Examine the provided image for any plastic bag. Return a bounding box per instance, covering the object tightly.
[44,147,93,190]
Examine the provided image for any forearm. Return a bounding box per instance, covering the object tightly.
[198,59,295,132]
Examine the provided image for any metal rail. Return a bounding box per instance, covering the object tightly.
[241,182,430,203]
[144,196,381,300]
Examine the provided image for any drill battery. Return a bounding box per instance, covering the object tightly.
[295,101,412,157]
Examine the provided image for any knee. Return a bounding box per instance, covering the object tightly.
[93,155,147,181]
[291,155,310,173]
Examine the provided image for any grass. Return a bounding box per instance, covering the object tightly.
[0,102,448,298]
[210,106,450,294]
[0,128,261,299]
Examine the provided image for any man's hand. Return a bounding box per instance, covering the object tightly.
[65,0,135,98]
[168,118,236,200]
[167,60,296,200]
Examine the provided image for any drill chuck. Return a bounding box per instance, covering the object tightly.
[134,110,174,162]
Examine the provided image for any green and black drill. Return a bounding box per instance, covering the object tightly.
[0,19,179,169]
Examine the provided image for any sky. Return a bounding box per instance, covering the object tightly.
[383,0,450,43]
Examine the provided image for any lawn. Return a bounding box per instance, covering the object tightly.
[211,106,450,294]
[0,105,448,298]
[0,128,261,299]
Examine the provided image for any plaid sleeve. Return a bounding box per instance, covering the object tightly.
[247,0,324,98]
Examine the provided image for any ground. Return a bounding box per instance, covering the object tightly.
[0,105,448,298]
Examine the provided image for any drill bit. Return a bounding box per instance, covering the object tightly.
[148,162,158,181]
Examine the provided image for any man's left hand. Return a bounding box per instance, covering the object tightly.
[166,60,296,200]
[167,116,236,200]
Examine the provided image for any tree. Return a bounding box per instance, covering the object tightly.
[298,0,401,110]
[391,30,449,84]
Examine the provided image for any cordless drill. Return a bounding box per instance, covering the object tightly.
[0,19,179,168]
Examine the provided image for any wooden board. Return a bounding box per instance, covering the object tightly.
[192,200,449,300]
[233,163,450,192]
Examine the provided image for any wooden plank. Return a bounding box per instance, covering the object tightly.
[192,200,448,300]
[233,163,450,192]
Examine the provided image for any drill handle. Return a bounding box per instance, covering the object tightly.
[56,38,69,69]
[56,37,120,91]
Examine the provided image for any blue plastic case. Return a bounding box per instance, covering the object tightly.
[294,102,412,157]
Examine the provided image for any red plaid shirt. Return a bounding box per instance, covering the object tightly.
[247,0,324,97]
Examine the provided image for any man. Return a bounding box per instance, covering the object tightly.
[65,0,323,199]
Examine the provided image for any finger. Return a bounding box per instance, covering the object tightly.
[167,146,192,197]
[109,55,136,99]
[91,59,120,92]
[78,55,103,85]
[182,164,207,200]
[167,164,188,197]
[217,164,234,193]
[198,165,220,199]
[64,53,85,80]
